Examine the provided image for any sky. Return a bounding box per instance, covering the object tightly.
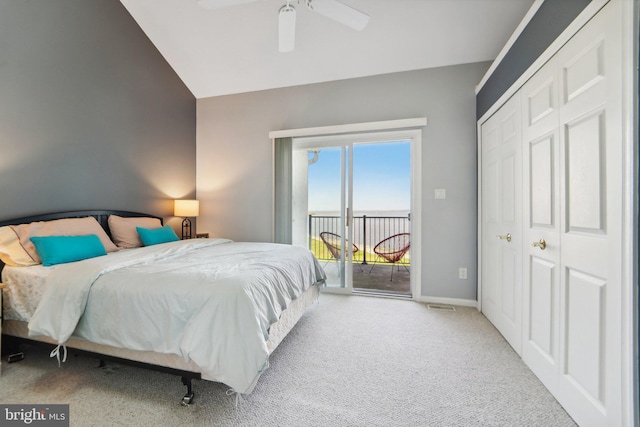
[307,141,411,213]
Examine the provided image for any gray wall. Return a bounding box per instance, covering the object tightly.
[0,0,196,222]
[476,0,590,118]
[197,62,489,301]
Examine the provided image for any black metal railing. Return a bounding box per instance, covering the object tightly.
[309,214,411,265]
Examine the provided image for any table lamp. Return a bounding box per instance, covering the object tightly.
[174,199,199,239]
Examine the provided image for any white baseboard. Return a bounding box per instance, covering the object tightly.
[416,295,478,309]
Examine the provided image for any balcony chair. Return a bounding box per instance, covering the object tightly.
[370,233,411,281]
[319,232,363,273]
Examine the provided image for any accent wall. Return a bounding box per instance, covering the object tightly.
[0,0,196,221]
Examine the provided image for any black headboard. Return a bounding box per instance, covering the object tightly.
[0,210,162,274]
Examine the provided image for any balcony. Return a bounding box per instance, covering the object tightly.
[309,214,411,296]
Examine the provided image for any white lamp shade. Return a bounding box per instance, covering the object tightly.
[174,199,200,217]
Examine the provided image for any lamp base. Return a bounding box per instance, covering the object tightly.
[182,218,192,239]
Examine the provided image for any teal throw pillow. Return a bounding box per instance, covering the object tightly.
[136,226,179,246]
[30,234,107,266]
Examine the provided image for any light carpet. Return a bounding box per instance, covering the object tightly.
[0,293,576,426]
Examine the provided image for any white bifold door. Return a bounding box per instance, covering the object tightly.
[480,1,628,425]
[480,94,522,354]
[521,2,623,425]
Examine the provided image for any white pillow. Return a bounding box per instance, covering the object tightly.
[108,215,162,248]
[10,217,119,264]
[0,226,38,266]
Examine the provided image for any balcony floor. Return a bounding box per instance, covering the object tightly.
[321,261,411,296]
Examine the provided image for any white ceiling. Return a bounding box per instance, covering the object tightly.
[119,0,535,99]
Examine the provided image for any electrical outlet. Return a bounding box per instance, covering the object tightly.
[434,189,446,199]
[459,267,467,279]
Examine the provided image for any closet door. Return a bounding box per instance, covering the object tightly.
[480,94,522,353]
[521,58,561,390]
[522,1,623,425]
[556,2,623,424]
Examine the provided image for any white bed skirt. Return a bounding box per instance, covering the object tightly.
[3,283,319,383]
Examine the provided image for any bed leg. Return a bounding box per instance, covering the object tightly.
[98,359,107,368]
[7,352,25,363]
[2,336,23,362]
[180,376,194,406]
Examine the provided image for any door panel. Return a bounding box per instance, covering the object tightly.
[525,128,559,375]
[564,40,605,103]
[564,268,606,405]
[306,145,348,288]
[481,94,522,353]
[556,3,622,424]
[500,247,517,321]
[501,152,516,223]
[530,135,554,227]
[529,256,555,360]
[483,159,500,308]
[565,111,606,233]
[522,55,561,392]
[522,2,624,425]
[528,77,556,125]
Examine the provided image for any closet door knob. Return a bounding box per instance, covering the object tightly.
[496,233,511,242]
[532,239,547,250]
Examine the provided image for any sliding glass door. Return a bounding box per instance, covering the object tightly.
[291,132,414,296]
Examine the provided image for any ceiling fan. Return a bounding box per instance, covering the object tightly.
[196,0,370,53]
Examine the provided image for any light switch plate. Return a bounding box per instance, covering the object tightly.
[434,189,446,199]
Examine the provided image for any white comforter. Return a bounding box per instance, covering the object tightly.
[28,239,325,394]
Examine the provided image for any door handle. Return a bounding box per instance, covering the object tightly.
[532,239,547,250]
[496,233,511,242]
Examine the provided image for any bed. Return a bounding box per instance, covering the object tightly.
[0,210,325,404]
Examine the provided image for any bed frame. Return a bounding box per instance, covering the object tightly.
[0,210,320,405]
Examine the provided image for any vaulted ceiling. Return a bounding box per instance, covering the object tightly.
[120,0,534,98]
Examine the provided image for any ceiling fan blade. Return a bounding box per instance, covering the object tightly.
[279,3,296,52]
[306,0,369,31]
[196,0,260,10]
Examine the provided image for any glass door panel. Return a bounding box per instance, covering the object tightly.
[306,146,349,288]
[352,141,412,296]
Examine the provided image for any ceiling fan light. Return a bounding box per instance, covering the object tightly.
[279,4,296,53]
